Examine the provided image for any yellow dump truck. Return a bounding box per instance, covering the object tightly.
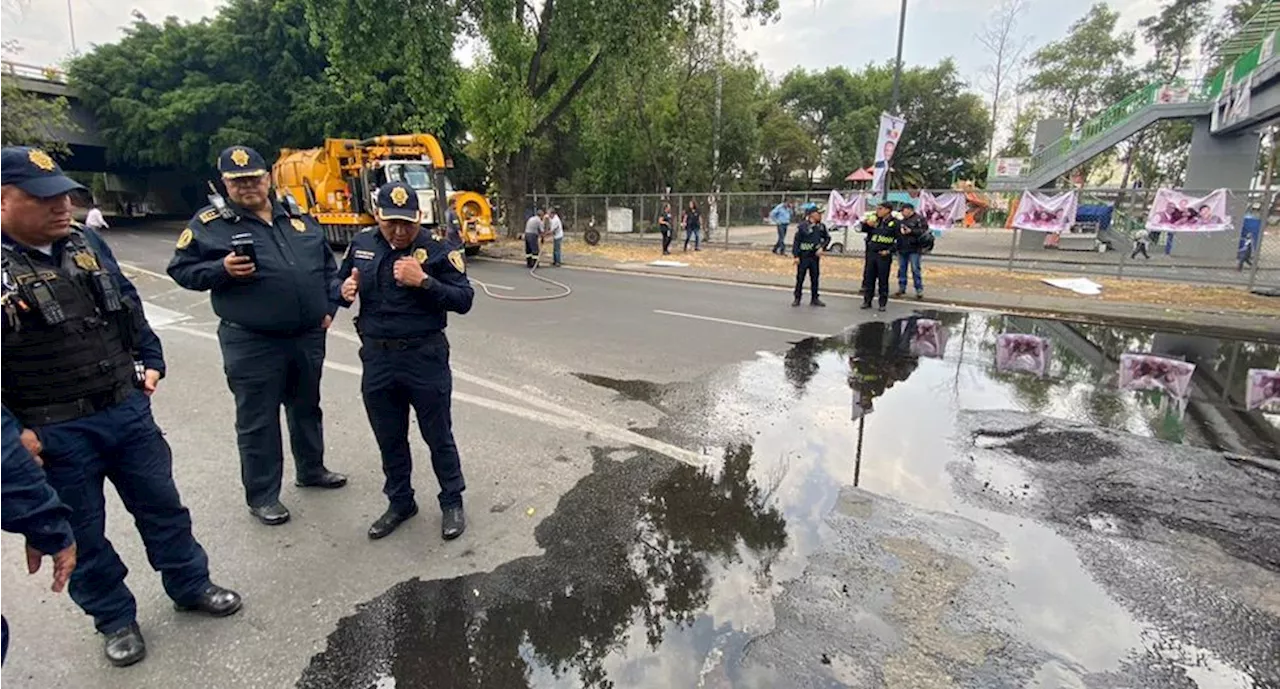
[271,134,496,255]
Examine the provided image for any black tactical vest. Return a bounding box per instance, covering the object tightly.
[2,230,140,425]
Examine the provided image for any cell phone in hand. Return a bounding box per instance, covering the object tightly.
[230,233,256,263]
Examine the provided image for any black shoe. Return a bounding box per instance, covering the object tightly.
[915,291,924,300]
[174,584,243,617]
[442,506,466,541]
[296,470,348,489]
[249,501,290,526]
[791,298,801,307]
[895,289,907,296]
[368,504,418,540]
[860,302,872,310]
[104,623,146,668]
[878,303,887,312]
[811,298,826,307]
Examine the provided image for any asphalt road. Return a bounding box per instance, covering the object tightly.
[0,224,891,688]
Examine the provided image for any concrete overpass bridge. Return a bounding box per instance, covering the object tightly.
[3,61,201,215]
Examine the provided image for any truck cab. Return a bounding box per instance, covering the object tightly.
[371,160,456,226]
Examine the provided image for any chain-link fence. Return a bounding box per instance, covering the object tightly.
[530,188,1279,290]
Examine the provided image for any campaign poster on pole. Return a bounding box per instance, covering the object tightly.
[871,112,907,196]
[1012,191,1077,233]
[824,190,866,227]
[1144,188,1231,233]
[919,191,966,231]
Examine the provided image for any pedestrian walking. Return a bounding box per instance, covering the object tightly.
[335,182,474,541]
[770,199,794,255]
[85,203,109,232]
[3,147,241,667]
[1130,228,1151,260]
[860,201,899,311]
[658,202,674,255]
[791,203,830,307]
[1238,234,1255,271]
[524,208,545,268]
[895,203,928,298]
[168,146,347,527]
[548,207,564,266]
[683,199,701,251]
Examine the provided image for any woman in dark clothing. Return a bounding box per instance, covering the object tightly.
[682,200,701,251]
[658,203,673,254]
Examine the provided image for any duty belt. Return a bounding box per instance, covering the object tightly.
[14,384,134,426]
[361,331,445,351]
[220,320,320,338]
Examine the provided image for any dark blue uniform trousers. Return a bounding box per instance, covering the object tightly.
[360,332,465,511]
[37,391,210,634]
[218,324,327,508]
[862,251,893,306]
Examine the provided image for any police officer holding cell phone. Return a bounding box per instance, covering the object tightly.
[168,146,347,527]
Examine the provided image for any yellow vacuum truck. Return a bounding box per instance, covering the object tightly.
[272,134,496,255]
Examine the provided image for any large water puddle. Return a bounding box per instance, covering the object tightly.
[298,310,1279,689]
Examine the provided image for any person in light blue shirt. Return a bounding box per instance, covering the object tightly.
[769,199,793,255]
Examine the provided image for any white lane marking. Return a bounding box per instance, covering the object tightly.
[161,325,709,467]
[140,302,190,328]
[119,262,171,281]
[155,238,177,246]
[652,309,826,338]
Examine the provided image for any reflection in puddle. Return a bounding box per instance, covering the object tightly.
[299,310,1279,688]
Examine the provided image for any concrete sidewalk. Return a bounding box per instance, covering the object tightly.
[483,239,1280,342]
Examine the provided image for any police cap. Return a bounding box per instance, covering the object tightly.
[375,181,420,222]
[218,146,268,179]
[0,146,85,198]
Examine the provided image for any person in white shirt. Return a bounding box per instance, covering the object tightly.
[547,207,564,266]
[85,204,109,231]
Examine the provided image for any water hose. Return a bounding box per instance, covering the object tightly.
[472,242,572,301]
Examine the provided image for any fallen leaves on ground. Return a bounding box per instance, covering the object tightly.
[482,237,1280,316]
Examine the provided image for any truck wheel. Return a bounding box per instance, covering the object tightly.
[464,245,480,257]
[584,228,602,246]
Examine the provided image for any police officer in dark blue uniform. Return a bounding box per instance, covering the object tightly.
[860,201,900,311]
[2,146,241,667]
[3,404,77,666]
[335,181,474,541]
[791,203,831,307]
[168,146,347,527]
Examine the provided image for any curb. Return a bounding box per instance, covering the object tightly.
[474,253,1280,343]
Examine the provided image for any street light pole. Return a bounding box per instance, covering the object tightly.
[889,0,908,114]
[67,0,79,55]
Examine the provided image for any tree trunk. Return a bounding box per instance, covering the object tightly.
[500,148,532,237]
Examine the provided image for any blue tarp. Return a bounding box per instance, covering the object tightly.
[1075,204,1113,232]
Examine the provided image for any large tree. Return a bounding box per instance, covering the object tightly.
[1023,3,1136,128]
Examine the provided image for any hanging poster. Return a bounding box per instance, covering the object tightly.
[1245,369,1280,411]
[995,334,1052,377]
[871,112,907,196]
[1144,188,1231,233]
[993,158,1026,177]
[919,191,966,231]
[1012,191,1077,233]
[1118,353,1195,402]
[825,190,866,227]
[908,318,947,359]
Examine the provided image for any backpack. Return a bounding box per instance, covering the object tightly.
[918,229,935,254]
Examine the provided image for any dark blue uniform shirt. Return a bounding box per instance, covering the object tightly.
[1,405,74,556]
[792,221,831,257]
[2,225,165,375]
[335,228,474,339]
[861,215,900,253]
[167,201,340,334]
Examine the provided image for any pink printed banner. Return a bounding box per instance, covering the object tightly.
[908,318,947,359]
[919,191,965,231]
[825,190,867,227]
[1118,353,1195,401]
[1245,369,1280,411]
[995,334,1052,377]
[1144,188,1231,233]
[1013,191,1077,233]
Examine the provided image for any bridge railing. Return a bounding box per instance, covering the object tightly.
[1,60,66,83]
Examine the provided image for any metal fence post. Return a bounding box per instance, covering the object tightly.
[725,193,732,247]
[1248,211,1266,291]
[1007,227,1019,272]
[572,196,579,232]
[1116,229,1129,278]
[639,195,646,234]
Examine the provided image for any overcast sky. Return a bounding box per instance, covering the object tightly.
[4,0,1231,85]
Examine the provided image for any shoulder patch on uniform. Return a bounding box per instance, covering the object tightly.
[412,247,428,264]
[448,249,465,274]
[290,218,306,233]
[176,228,194,250]
[198,209,220,224]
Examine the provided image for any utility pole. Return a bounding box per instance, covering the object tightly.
[67,0,79,55]
[889,0,908,113]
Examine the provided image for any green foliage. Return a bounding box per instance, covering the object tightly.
[0,76,77,154]
[1023,3,1138,128]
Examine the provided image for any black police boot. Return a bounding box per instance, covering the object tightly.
[791,297,801,307]
[860,301,872,310]
[442,505,466,541]
[810,297,826,307]
[174,584,243,617]
[878,301,888,312]
[295,470,348,489]
[369,503,419,540]
[104,623,146,668]
[248,501,290,526]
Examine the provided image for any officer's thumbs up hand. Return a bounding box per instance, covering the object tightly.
[341,267,360,302]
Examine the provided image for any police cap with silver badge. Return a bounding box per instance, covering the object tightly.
[375,181,420,222]
[1,146,86,198]
[217,146,268,178]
